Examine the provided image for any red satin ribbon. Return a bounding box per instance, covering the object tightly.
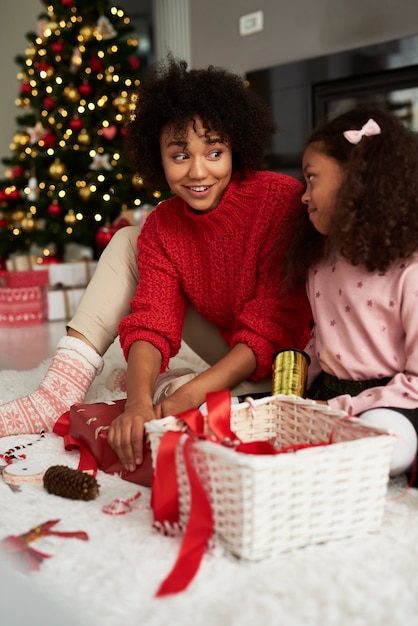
[155,433,213,597]
[151,430,182,525]
[53,410,98,475]
[152,390,281,597]
[205,390,239,444]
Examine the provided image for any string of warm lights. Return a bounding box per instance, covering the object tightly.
[0,1,164,262]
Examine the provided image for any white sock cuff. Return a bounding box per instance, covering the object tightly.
[57,335,104,374]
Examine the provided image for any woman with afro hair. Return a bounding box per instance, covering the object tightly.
[0,57,311,470]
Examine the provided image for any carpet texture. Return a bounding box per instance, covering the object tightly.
[1,341,417,626]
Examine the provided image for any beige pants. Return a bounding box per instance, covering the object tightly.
[69,226,271,397]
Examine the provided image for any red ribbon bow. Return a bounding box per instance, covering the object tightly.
[1,519,89,572]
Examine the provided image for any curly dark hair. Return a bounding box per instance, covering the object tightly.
[124,56,277,189]
[283,104,418,283]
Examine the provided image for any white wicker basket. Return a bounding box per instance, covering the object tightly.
[145,394,394,561]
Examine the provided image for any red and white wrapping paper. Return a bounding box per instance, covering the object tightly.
[1,269,49,289]
[0,285,47,326]
[53,399,154,487]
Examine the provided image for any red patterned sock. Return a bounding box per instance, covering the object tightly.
[0,336,103,436]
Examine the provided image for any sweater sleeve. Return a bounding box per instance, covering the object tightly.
[118,212,187,371]
[231,176,312,380]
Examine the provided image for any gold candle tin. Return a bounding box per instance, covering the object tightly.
[272,349,310,397]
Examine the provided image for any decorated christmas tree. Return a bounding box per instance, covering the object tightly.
[0,0,165,264]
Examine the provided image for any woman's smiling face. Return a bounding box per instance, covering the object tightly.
[160,117,233,213]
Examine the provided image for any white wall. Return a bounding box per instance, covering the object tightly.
[190,0,418,73]
[0,2,39,177]
[0,0,417,176]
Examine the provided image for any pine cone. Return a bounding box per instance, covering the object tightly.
[43,465,100,501]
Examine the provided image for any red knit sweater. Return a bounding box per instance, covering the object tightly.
[119,170,311,380]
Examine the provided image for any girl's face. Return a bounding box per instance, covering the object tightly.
[301,144,345,235]
[160,117,233,213]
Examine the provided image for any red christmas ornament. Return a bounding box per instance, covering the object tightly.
[0,217,7,228]
[37,62,51,74]
[69,118,83,131]
[102,125,117,141]
[48,201,62,217]
[61,0,74,6]
[78,83,93,97]
[4,189,20,201]
[128,56,141,71]
[11,165,24,178]
[43,96,55,110]
[51,41,64,54]
[42,132,56,148]
[90,55,104,73]
[20,83,31,94]
[95,223,118,252]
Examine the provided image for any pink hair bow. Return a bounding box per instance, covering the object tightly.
[343,118,381,144]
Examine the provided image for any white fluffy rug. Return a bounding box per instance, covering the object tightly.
[1,341,418,626]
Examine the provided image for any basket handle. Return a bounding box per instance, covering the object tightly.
[206,390,279,455]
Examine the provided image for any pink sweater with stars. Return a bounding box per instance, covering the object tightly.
[119,171,312,380]
[305,255,418,415]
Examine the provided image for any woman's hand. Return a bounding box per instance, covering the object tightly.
[107,340,162,470]
[107,400,156,471]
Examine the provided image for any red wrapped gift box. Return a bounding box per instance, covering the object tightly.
[2,269,49,288]
[0,285,47,326]
[54,398,153,487]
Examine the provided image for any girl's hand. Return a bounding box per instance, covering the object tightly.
[107,401,156,471]
[154,382,200,419]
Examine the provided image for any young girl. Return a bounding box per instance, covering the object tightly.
[0,58,311,471]
[285,105,418,477]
